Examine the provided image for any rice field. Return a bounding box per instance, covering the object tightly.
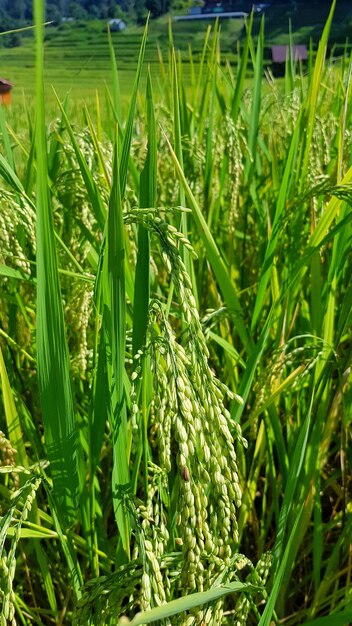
[0,16,244,104]
[0,0,351,625]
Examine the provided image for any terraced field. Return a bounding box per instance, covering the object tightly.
[0,2,351,108]
[0,18,244,107]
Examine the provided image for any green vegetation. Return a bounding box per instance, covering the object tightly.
[1,2,352,104]
[0,0,136,23]
[0,17,246,103]
[1,0,352,624]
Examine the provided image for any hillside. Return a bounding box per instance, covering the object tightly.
[0,1,351,105]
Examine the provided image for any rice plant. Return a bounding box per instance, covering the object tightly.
[0,0,351,624]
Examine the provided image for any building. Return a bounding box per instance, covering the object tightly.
[0,79,13,105]
[108,18,127,32]
[271,44,308,75]
[202,0,253,12]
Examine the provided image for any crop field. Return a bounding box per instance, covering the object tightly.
[0,0,352,625]
[0,1,351,104]
[0,17,245,104]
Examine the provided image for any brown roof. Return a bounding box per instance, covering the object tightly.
[0,78,13,93]
[271,45,308,63]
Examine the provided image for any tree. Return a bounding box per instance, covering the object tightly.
[88,4,101,18]
[47,3,62,25]
[145,0,171,17]
[6,0,25,20]
[69,1,88,19]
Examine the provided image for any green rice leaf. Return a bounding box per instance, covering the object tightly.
[299,0,336,188]
[132,69,156,357]
[258,509,304,626]
[130,582,260,625]
[107,25,122,123]
[245,15,264,183]
[230,12,253,122]
[119,17,149,198]
[251,109,303,330]
[0,151,26,195]
[46,490,83,598]
[272,394,313,570]
[0,346,27,465]
[34,0,79,526]
[301,610,352,626]
[55,89,106,230]
[105,132,130,558]
[0,265,30,281]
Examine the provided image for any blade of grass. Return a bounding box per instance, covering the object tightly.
[119,17,149,198]
[231,12,253,123]
[272,392,314,571]
[258,506,304,626]
[104,132,130,559]
[24,121,37,196]
[172,48,192,278]
[107,25,122,123]
[132,70,157,497]
[312,473,323,594]
[299,0,336,191]
[34,0,79,526]
[55,91,107,231]
[130,582,260,625]
[84,105,111,187]
[251,109,303,330]
[132,69,156,357]
[0,265,30,281]
[46,490,83,598]
[204,30,219,228]
[47,94,69,185]
[0,345,27,465]
[0,151,27,196]
[245,15,264,184]
[301,611,352,626]
[34,543,58,619]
